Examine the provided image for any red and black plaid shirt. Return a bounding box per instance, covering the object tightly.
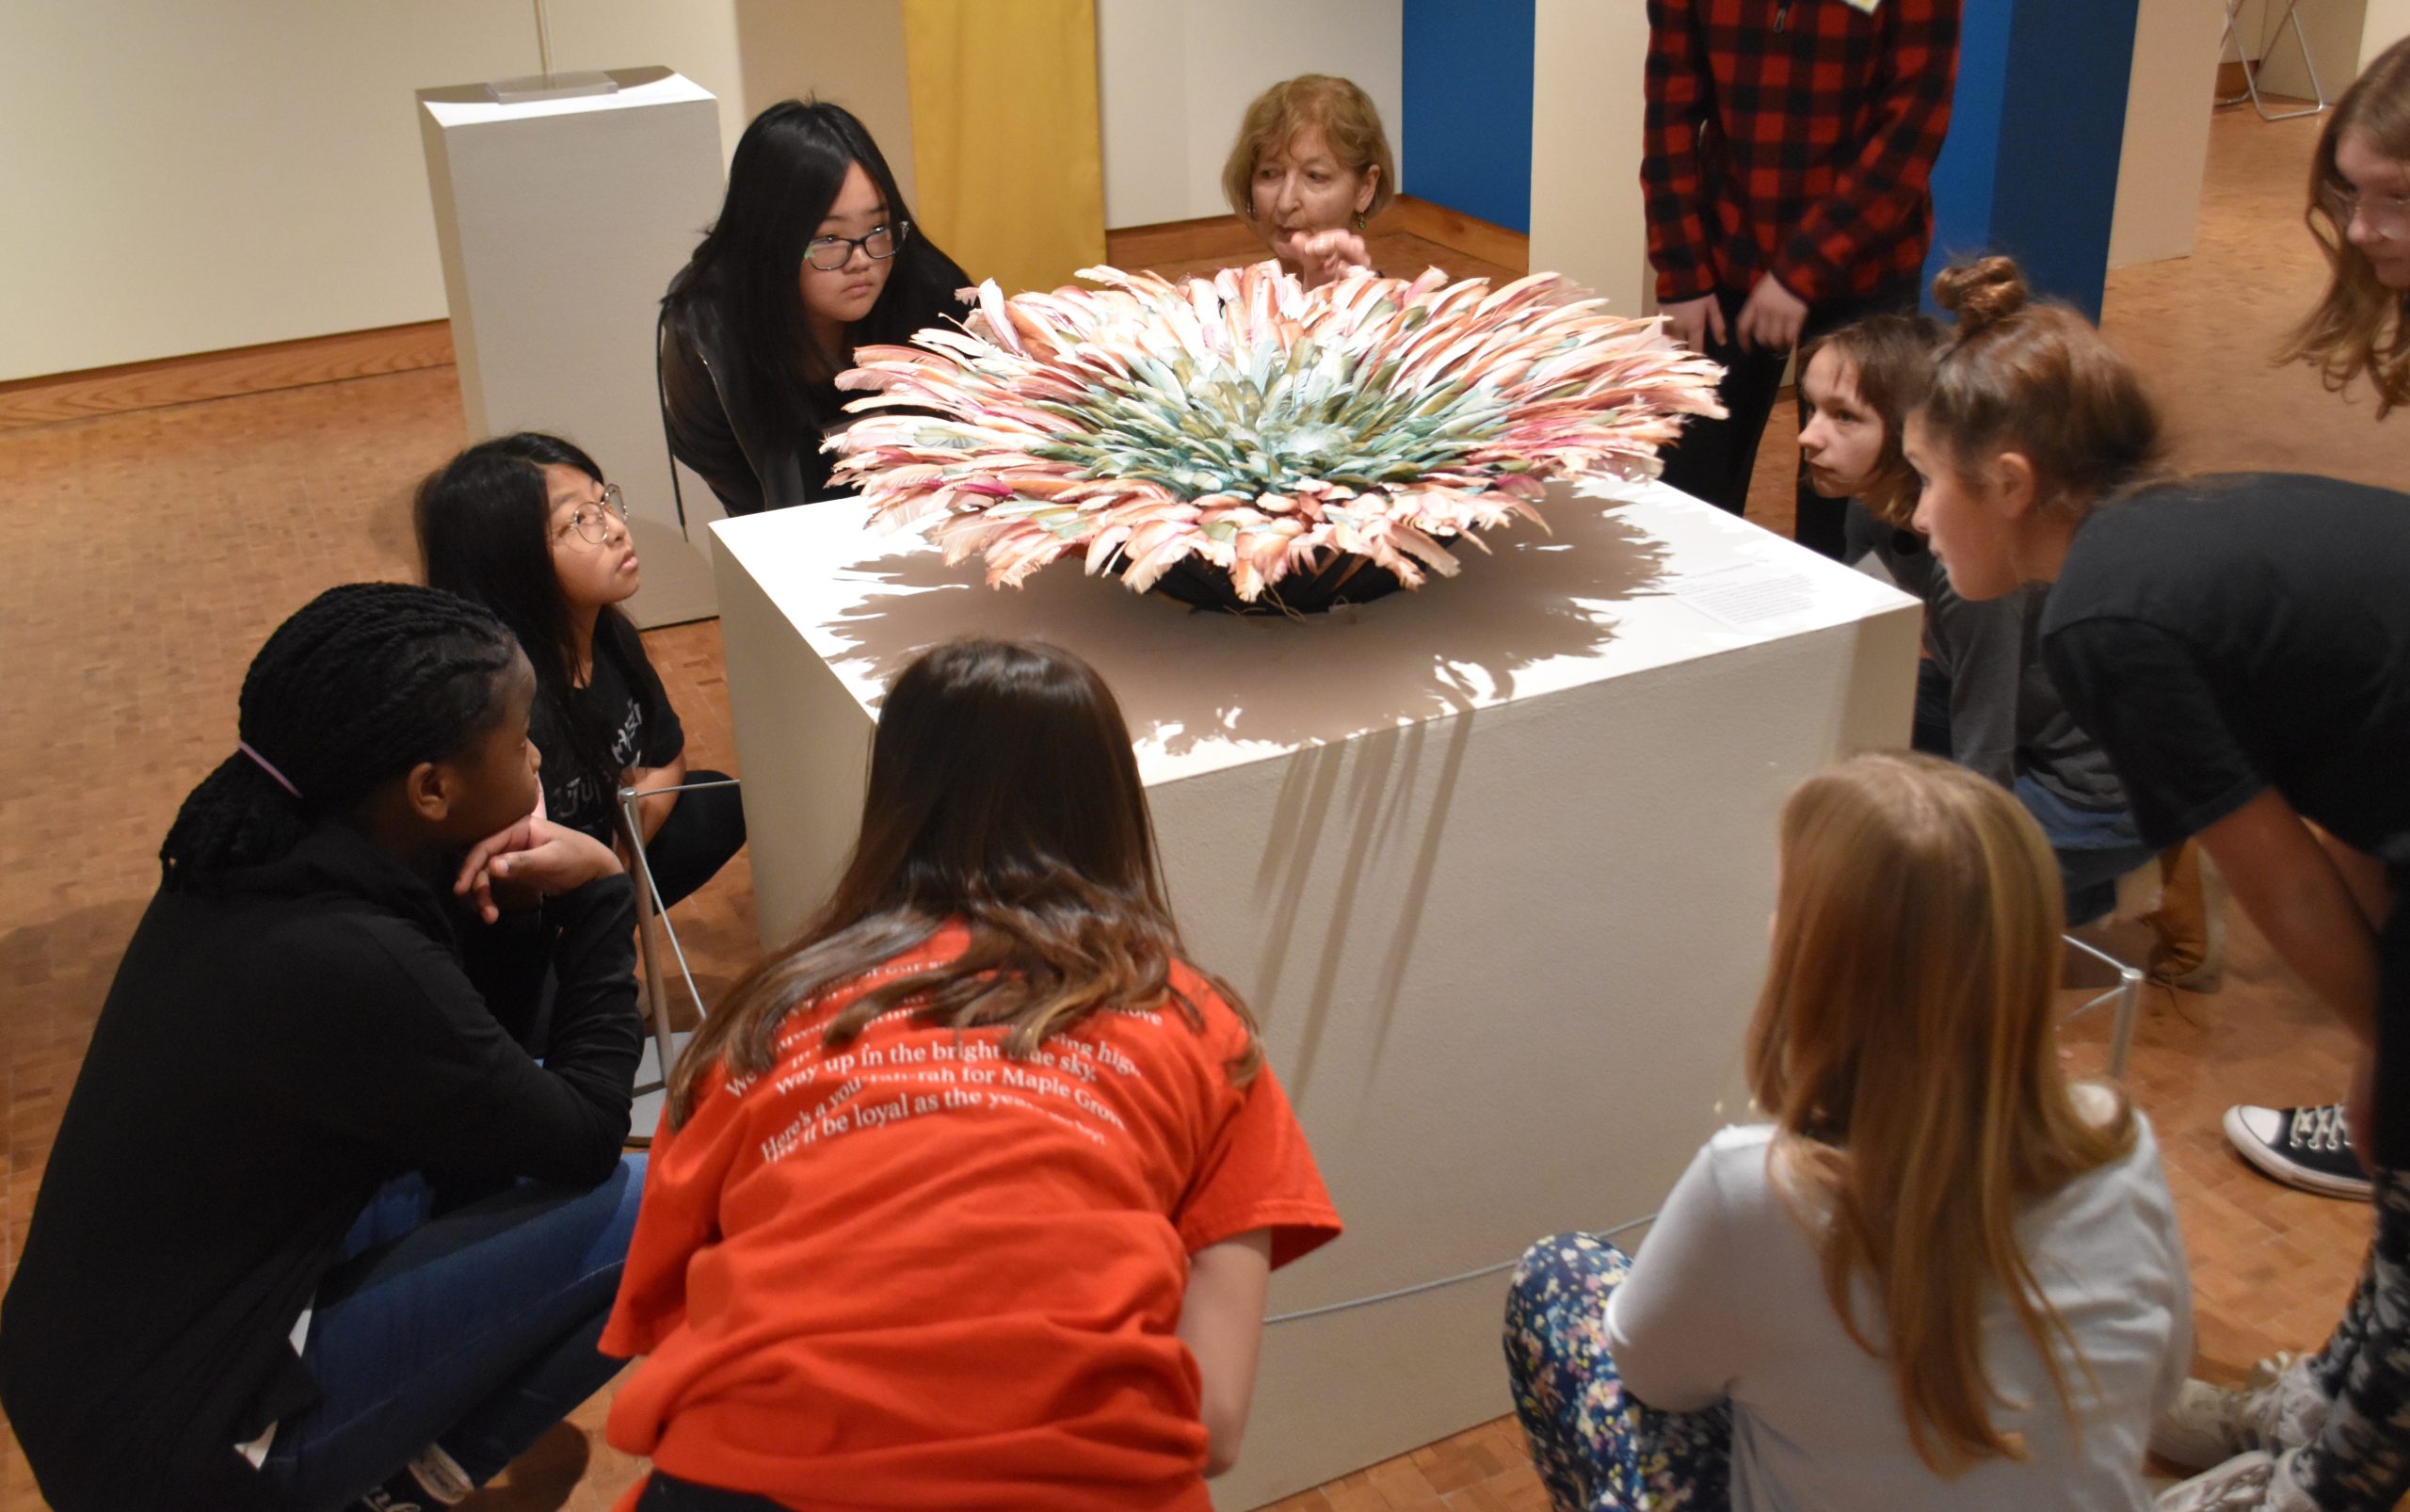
[1643,0,1959,307]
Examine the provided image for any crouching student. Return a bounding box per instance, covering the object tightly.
[1800,314,2213,969]
[601,636,1341,1510]
[1505,753,2190,1510]
[0,584,647,1511]
[1904,254,2410,1510]
[416,433,745,910]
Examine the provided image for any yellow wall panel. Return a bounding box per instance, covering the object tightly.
[901,0,1108,294]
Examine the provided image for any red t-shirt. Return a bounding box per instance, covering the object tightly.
[600,929,1342,1510]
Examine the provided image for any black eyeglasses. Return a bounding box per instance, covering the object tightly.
[804,220,911,271]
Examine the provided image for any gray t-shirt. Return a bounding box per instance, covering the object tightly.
[1607,1099,2190,1512]
[1844,503,2125,811]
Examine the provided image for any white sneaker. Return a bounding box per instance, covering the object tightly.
[2156,1448,2321,1512]
[2149,1354,2328,1471]
[2157,1451,2273,1510]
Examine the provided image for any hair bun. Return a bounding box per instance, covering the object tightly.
[1932,257,2031,336]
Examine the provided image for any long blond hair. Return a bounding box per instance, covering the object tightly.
[1747,753,2137,1474]
[2286,34,2410,417]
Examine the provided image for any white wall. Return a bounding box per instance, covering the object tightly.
[2246,0,2368,101]
[734,0,918,208]
[2365,0,2410,68]
[1527,0,1652,317]
[2109,0,2224,268]
[1096,0,1403,228]
[0,0,756,381]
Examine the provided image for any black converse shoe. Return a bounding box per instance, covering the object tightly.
[2224,1102,2372,1200]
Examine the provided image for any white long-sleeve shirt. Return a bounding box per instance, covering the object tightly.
[1607,1093,2191,1512]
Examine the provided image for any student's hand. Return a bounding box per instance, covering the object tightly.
[454,815,624,925]
[1736,275,1809,353]
[1662,294,1727,354]
[1286,229,1371,290]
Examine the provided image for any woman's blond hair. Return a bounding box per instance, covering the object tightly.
[2285,34,2410,417]
[1918,257,2170,515]
[1748,752,2137,1474]
[1221,74,1397,224]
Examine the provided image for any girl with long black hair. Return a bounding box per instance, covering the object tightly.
[0,584,646,1511]
[659,99,972,515]
[416,432,744,910]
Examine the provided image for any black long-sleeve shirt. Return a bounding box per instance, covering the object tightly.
[0,823,640,1510]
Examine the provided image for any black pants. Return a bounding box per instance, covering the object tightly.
[636,1472,785,1510]
[1656,277,1921,560]
[641,767,746,911]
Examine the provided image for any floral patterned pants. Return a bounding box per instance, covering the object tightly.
[2292,1168,2410,1509]
[1502,1232,1733,1511]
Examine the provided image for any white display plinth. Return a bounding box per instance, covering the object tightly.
[712,483,1920,1508]
[418,68,725,627]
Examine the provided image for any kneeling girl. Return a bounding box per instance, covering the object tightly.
[1507,752,2190,1510]
[602,636,1341,1510]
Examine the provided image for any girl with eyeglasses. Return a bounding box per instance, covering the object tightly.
[2289,35,2410,417]
[659,99,972,516]
[2211,34,2410,1208]
[415,433,745,910]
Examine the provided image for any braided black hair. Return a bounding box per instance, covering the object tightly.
[158,583,522,885]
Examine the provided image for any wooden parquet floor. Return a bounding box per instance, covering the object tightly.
[0,108,2386,1510]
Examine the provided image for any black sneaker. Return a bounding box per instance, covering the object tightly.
[2225,1102,2372,1200]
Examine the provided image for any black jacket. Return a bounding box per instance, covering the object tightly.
[656,249,972,517]
[0,825,639,1510]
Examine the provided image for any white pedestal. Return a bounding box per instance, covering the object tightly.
[418,68,726,627]
[711,484,1920,1508]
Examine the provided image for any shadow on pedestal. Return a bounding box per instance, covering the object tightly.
[815,506,1674,761]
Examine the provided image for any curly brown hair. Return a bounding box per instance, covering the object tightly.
[1220,74,1397,224]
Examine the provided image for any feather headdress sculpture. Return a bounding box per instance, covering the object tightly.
[830,262,1725,606]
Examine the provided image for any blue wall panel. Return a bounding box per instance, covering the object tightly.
[1990,0,2141,320]
[1401,0,1535,233]
[1920,0,2140,321]
[1921,0,2015,294]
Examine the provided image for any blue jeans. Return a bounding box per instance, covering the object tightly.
[259,1155,646,1511]
[1913,662,2152,925]
[2015,774,2155,926]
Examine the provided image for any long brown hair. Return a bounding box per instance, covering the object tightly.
[667,637,1261,1126]
[1918,257,2170,514]
[1747,753,2138,1474]
[2285,35,2410,417]
[1799,313,1944,527]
